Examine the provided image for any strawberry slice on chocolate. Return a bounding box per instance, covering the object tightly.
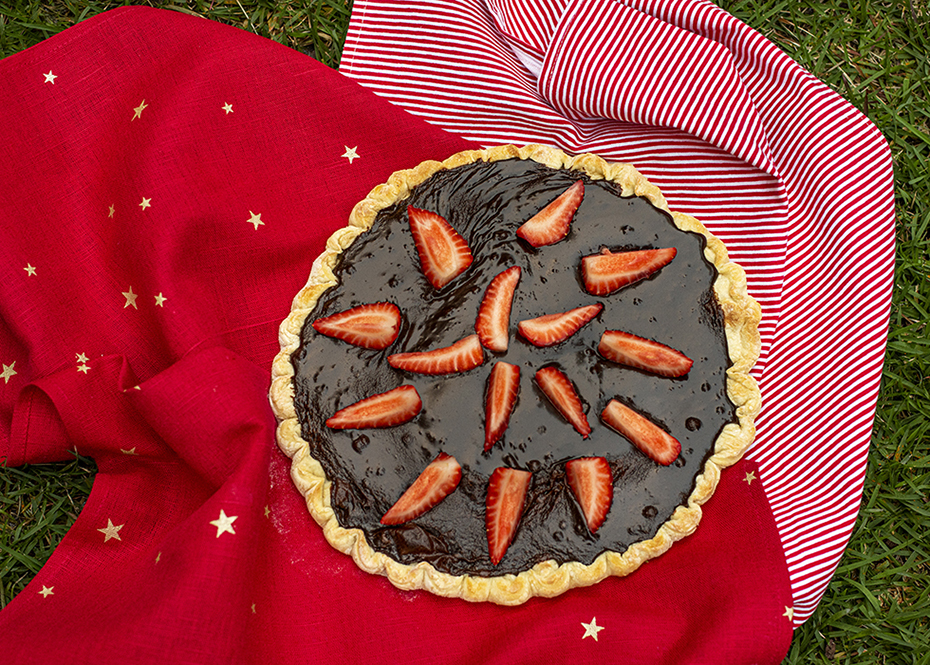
[486,466,532,565]
[381,452,462,525]
[516,180,584,248]
[326,385,422,430]
[518,303,602,348]
[601,398,681,466]
[407,206,474,289]
[581,247,677,296]
[312,302,401,350]
[565,457,613,534]
[388,334,484,375]
[484,362,521,452]
[475,266,521,352]
[534,366,591,438]
[598,330,693,377]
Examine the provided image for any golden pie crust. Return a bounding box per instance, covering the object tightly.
[270,144,761,604]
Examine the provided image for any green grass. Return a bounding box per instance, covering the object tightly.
[0,452,96,608]
[1,1,928,662]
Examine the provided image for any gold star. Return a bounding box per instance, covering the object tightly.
[581,617,604,641]
[121,447,137,455]
[1,362,17,384]
[783,606,795,621]
[76,364,90,374]
[222,102,234,114]
[246,211,264,230]
[123,286,138,309]
[139,197,151,210]
[24,263,37,276]
[263,505,270,519]
[341,146,359,164]
[132,99,148,121]
[154,292,167,307]
[76,352,89,363]
[108,204,115,218]
[251,603,257,614]
[744,471,757,485]
[155,551,162,564]
[43,71,57,84]
[210,509,238,537]
[38,585,54,598]
[98,519,124,542]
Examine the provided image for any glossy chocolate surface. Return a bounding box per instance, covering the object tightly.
[293,158,735,576]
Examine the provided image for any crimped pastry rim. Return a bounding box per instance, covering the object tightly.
[269,144,762,604]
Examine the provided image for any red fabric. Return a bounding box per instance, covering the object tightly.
[0,7,792,663]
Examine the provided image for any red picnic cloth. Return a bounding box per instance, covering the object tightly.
[0,7,793,663]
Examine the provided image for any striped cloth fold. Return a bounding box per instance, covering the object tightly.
[340,0,895,625]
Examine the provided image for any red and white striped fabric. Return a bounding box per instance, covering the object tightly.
[339,0,895,625]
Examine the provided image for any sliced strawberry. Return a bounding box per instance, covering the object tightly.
[534,366,591,438]
[475,266,521,352]
[518,303,602,348]
[381,452,462,525]
[312,302,401,350]
[581,247,677,296]
[601,399,681,466]
[486,467,532,565]
[388,334,484,375]
[326,385,422,430]
[516,180,584,248]
[407,206,474,289]
[484,362,521,452]
[598,330,693,377]
[565,457,613,534]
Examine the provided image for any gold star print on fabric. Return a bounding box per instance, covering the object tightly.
[98,519,124,542]
[154,293,167,307]
[139,197,151,210]
[24,264,37,276]
[121,447,138,455]
[247,211,264,230]
[581,617,605,641]
[1,362,17,384]
[744,471,757,485]
[783,606,795,621]
[342,146,359,164]
[38,586,55,598]
[108,204,115,218]
[122,286,138,309]
[132,100,148,121]
[210,510,238,537]
[223,102,234,114]
[76,352,89,364]
[77,364,90,374]
[43,71,57,84]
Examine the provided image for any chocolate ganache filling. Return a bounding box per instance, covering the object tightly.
[292,158,735,577]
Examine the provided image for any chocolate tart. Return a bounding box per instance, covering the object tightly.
[270,144,761,604]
